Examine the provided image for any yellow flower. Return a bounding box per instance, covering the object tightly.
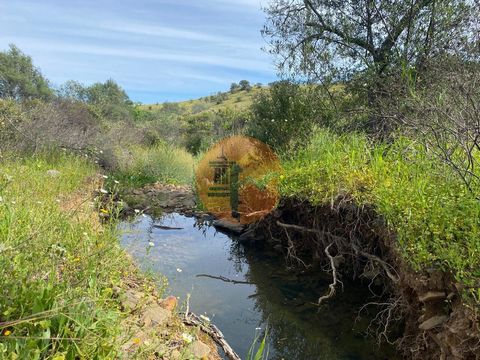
[4,330,11,336]
[100,208,109,214]
[132,337,141,345]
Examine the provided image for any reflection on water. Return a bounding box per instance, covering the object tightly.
[119,214,397,360]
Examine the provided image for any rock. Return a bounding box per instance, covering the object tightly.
[170,349,182,360]
[238,229,256,243]
[46,169,61,177]
[187,340,210,359]
[212,219,245,234]
[419,315,448,330]
[273,244,283,253]
[141,305,171,327]
[160,296,177,311]
[121,289,142,311]
[419,291,446,303]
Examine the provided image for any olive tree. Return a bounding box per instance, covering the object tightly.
[262,0,478,132]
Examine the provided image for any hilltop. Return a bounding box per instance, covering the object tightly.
[138,85,265,117]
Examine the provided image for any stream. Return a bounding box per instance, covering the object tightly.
[119,213,398,360]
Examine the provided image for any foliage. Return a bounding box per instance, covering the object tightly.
[111,142,195,188]
[0,152,127,358]
[262,0,478,133]
[0,45,53,101]
[58,78,134,122]
[263,0,477,82]
[280,129,480,302]
[247,81,332,151]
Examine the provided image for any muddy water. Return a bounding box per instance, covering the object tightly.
[119,213,398,360]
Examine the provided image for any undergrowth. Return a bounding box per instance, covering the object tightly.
[109,142,195,189]
[280,129,480,304]
[0,152,127,358]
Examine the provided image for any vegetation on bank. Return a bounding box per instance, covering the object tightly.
[0,152,127,358]
[279,130,480,303]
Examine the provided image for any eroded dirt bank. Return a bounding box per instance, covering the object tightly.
[236,197,480,360]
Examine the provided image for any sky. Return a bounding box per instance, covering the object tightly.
[0,0,278,103]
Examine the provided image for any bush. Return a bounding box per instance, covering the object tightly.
[247,81,332,151]
[111,142,195,187]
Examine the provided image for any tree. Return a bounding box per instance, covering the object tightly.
[262,0,478,131]
[230,82,240,93]
[85,79,133,121]
[239,79,252,91]
[0,44,53,101]
[247,80,330,150]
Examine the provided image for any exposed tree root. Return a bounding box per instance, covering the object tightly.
[242,197,480,359]
[317,243,343,305]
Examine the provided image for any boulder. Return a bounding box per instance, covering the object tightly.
[419,315,448,330]
[141,305,171,327]
[212,219,245,234]
[419,291,446,303]
[187,340,210,359]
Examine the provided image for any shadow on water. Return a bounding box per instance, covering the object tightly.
[119,213,398,360]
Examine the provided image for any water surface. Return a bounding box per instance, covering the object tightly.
[120,213,397,360]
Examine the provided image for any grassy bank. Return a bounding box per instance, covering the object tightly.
[0,152,129,358]
[279,130,480,303]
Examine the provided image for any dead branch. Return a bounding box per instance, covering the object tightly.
[196,274,252,285]
[183,311,241,360]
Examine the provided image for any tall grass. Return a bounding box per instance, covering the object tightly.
[280,129,480,303]
[111,142,195,188]
[0,152,128,358]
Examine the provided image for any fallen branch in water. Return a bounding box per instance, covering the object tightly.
[153,225,183,230]
[318,243,343,305]
[196,274,252,285]
[182,311,241,360]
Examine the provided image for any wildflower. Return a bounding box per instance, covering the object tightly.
[134,209,140,214]
[99,188,108,194]
[3,330,11,336]
[114,180,119,184]
[102,175,108,179]
[74,257,80,262]
[11,201,16,205]
[100,208,109,214]
[83,232,88,236]
[132,337,141,345]
[148,241,155,247]
[176,268,183,273]
[182,333,194,343]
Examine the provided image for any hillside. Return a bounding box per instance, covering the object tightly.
[139,86,265,116]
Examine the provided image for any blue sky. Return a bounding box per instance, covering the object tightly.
[0,0,278,103]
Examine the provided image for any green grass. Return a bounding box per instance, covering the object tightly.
[109,142,195,189]
[280,129,480,303]
[0,152,128,358]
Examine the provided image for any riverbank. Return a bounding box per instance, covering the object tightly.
[0,152,220,359]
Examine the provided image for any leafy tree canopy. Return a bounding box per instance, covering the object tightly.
[0,44,53,101]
